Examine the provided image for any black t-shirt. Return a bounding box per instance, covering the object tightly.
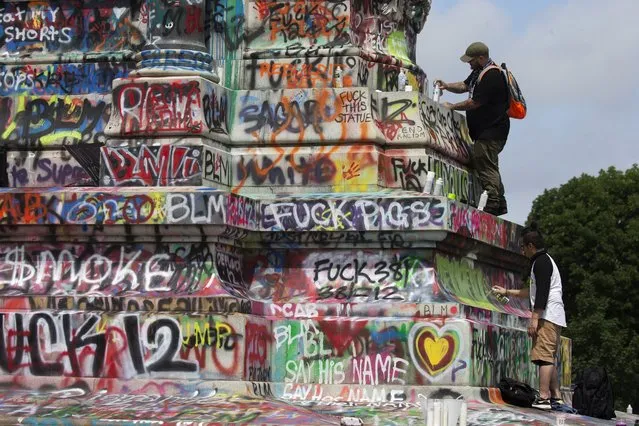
[464,68,510,141]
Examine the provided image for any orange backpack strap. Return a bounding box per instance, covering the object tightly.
[478,64,502,82]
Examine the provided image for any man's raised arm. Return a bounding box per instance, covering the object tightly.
[434,80,468,94]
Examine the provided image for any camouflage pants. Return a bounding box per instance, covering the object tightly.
[472,139,507,213]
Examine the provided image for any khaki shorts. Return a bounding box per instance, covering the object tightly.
[531,319,562,364]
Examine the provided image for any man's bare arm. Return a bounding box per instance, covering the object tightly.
[445,82,468,94]
[507,287,530,298]
[493,286,530,298]
[445,98,481,111]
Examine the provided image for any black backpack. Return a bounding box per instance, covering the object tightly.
[572,367,615,419]
[498,378,537,407]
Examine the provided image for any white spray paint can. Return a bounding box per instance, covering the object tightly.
[423,171,435,194]
[459,401,468,426]
[334,66,343,88]
[433,400,441,426]
[398,69,407,91]
[477,190,488,211]
[433,178,444,196]
[433,82,443,102]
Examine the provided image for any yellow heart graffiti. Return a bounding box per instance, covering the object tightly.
[413,326,460,377]
[425,336,449,367]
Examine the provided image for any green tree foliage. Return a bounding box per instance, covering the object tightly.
[528,165,639,411]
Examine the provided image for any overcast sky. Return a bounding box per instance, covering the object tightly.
[416,0,639,225]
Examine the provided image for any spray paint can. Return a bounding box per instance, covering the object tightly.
[432,400,441,426]
[433,82,443,102]
[477,190,488,211]
[492,287,510,304]
[334,66,343,88]
[459,401,467,426]
[398,69,407,91]
[423,171,436,194]
[433,178,444,196]
[496,293,510,304]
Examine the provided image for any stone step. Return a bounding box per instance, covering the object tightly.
[0,309,560,389]
[0,370,588,425]
[2,142,481,206]
[225,56,426,92]
[0,190,519,251]
[0,243,523,307]
[100,76,471,159]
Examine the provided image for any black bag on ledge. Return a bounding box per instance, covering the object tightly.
[498,377,537,407]
[572,367,615,419]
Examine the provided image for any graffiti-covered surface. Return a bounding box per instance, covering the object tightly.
[0,381,613,425]
[0,0,577,424]
[0,1,144,56]
[0,311,271,381]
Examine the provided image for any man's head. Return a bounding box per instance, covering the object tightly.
[460,41,490,70]
[520,222,545,258]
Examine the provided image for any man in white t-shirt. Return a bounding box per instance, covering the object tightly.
[493,222,566,410]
